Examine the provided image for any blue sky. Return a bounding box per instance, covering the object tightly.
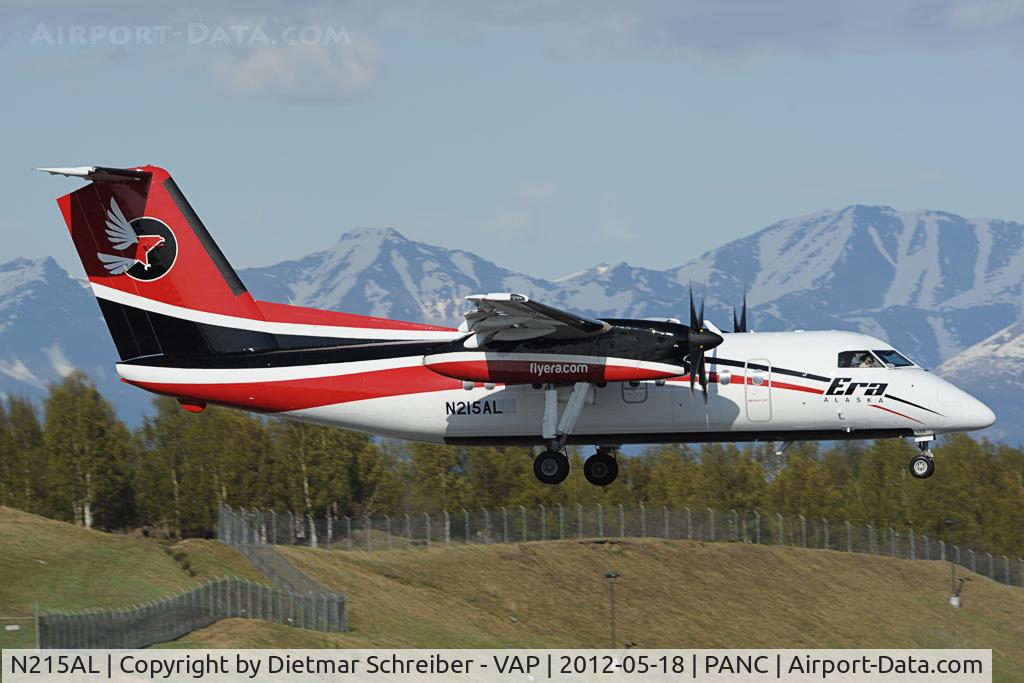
[3,2,1024,278]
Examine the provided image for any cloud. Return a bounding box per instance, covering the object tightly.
[211,39,376,103]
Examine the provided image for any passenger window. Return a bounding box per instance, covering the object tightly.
[719,370,731,386]
[838,351,883,368]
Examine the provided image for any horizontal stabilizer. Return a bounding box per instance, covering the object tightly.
[38,166,151,182]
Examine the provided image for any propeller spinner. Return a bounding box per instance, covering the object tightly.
[687,287,724,403]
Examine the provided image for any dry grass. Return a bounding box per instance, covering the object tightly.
[265,539,1024,679]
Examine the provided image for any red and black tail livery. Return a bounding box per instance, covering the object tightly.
[44,165,275,360]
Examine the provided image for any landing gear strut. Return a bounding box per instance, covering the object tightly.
[909,438,935,479]
[584,447,619,486]
[534,449,570,485]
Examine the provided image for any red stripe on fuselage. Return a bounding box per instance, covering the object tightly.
[871,404,924,424]
[674,374,824,395]
[125,365,462,412]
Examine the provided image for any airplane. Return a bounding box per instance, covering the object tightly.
[41,165,996,486]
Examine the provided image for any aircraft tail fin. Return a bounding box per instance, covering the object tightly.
[43,165,277,360]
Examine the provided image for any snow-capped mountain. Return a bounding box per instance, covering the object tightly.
[0,257,138,418]
[5,204,1023,438]
[240,227,556,323]
[937,321,1024,442]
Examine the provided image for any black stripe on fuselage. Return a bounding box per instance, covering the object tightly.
[710,357,831,383]
[884,393,944,416]
[445,428,915,447]
[99,298,454,365]
[125,338,447,369]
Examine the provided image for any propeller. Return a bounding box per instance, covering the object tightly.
[687,285,724,403]
[732,291,748,333]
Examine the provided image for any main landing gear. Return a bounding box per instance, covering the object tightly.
[584,447,619,486]
[530,381,620,486]
[909,436,935,479]
[532,446,620,486]
[534,449,570,485]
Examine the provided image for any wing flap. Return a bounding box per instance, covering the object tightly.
[463,293,609,341]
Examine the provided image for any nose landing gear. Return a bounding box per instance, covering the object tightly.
[584,447,619,486]
[909,437,935,479]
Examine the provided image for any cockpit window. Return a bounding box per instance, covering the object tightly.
[873,349,914,367]
[838,350,884,368]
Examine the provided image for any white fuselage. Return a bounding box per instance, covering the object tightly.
[260,330,994,446]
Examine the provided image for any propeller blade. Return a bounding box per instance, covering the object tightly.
[689,285,699,331]
[733,292,748,333]
[698,352,709,404]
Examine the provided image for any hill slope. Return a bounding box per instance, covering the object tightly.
[0,508,259,617]
[173,539,1024,680]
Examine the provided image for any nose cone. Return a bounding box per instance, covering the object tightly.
[941,381,996,432]
[964,396,997,432]
[689,328,724,352]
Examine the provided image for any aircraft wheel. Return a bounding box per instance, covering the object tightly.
[534,450,570,485]
[909,455,934,479]
[584,451,619,486]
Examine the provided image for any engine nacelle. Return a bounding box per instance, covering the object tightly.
[423,352,683,385]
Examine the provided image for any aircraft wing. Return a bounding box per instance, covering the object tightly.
[462,293,610,344]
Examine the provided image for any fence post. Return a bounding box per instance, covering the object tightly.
[344,516,352,550]
[482,508,490,543]
[777,514,784,545]
[558,503,564,540]
[288,511,295,545]
[326,512,332,548]
[890,528,896,557]
[463,509,470,544]
[308,513,317,548]
[799,515,806,548]
[910,529,916,560]
[539,504,546,542]
[385,515,392,550]
[365,516,372,551]
[444,510,451,547]
[822,519,829,550]
[598,504,604,538]
[686,507,693,540]
[663,506,670,539]
[405,514,412,546]
[577,503,583,539]
[845,521,851,553]
[969,549,976,573]
[707,508,715,541]
[868,524,875,554]
[618,504,625,538]
[755,511,761,545]
[640,502,646,538]
[987,553,994,578]
[923,535,929,560]
[425,513,432,548]
[954,545,960,566]
[520,505,527,542]
[1003,556,1010,585]
[939,539,945,562]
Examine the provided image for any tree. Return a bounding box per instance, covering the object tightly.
[43,373,135,528]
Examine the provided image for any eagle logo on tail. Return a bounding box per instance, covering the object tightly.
[96,198,169,276]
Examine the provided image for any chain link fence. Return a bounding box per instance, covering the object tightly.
[38,576,346,648]
[223,503,1024,590]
